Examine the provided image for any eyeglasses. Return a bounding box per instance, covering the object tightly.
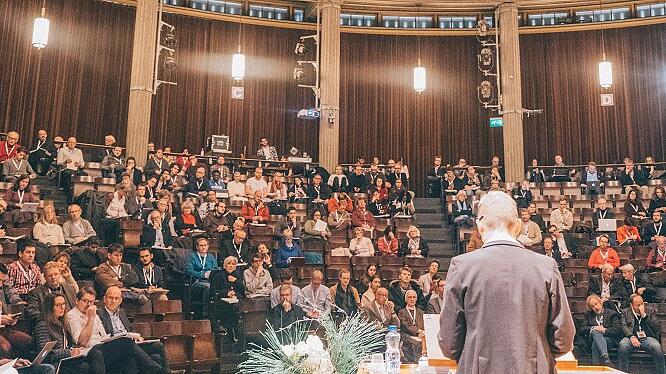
[79,298,95,305]
[54,303,67,307]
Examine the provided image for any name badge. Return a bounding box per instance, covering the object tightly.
[637,331,647,339]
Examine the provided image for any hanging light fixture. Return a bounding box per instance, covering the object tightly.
[599,53,612,88]
[32,0,49,49]
[597,1,612,88]
[414,58,426,93]
[413,11,426,93]
[231,16,245,81]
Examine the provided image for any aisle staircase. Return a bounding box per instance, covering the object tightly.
[413,197,457,274]
[34,175,69,214]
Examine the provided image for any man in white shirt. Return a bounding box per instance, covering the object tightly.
[300,269,330,318]
[97,286,169,371]
[517,209,542,246]
[66,286,166,373]
[227,171,246,199]
[270,269,303,308]
[56,137,85,198]
[245,167,268,197]
[550,198,574,232]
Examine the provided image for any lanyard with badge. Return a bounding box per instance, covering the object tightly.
[655,222,663,235]
[16,190,24,204]
[199,254,207,269]
[407,308,417,325]
[17,262,33,284]
[144,266,154,286]
[595,314,604,326]
[109,263,122,279]
[234,242,243,259]
[5,143,15,157]
[633,310,647,338]
[599,210,607,219]
[600,250,609,262]
[74,221,85,236]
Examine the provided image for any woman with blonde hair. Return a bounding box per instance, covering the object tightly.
[33,204,65,245]
[399,226,429,257]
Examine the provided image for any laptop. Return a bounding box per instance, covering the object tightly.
[586,181,601,193]
[597,218,617,232]
[287,257,306,266]
[30,341,57,367]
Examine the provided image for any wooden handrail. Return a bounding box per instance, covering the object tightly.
[149,151,319,167]
[526,161,666,169]
[0,132,122,150]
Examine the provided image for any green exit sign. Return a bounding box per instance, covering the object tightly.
[489,117,503,128]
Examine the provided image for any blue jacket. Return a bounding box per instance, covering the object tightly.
[185,251,219,280]
[275,241,304,268]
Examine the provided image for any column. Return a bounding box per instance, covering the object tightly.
[318,0,341,172]
[497,2,525,183]
[126,0,158,166]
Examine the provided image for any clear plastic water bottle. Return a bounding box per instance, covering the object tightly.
[385,325,401,374]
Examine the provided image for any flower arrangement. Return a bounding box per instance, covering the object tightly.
[238,311,386,374]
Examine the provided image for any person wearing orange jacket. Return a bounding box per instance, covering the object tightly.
[588,234,621,270]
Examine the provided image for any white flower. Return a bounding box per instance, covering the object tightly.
[294,341,309,356]
[305,335,324,352]
[281,344,295,357]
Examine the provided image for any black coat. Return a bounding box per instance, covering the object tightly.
[269,304,305,329]
[620,170,647,188]
[26,283,77,322]
[587,276,627,309]
[592,209,616,229]
[537,248,565,270]
[34,320,74,364]
[642,221,665,244]
[388,280,427,313]
[386,172,408,188]
[348,173,368,193]
[218,239,254,265]
[70,248,106,281]
[511,188,533,209]
[306,184,332,201]
[621,306,660,340]
[132,264,165,289]
[97,307,132,336]
[398,238,429,257]
[530,214,547,232]
[211,269,245,299]
[184,177,210,195]
[140,221,174,248]
[580,308,623,341]
[621,275,655,305]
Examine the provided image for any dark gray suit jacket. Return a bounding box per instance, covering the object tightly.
[439,240,575,374]
[26,283,77,322]
[97,307,132,336]
[426,296,442,314]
